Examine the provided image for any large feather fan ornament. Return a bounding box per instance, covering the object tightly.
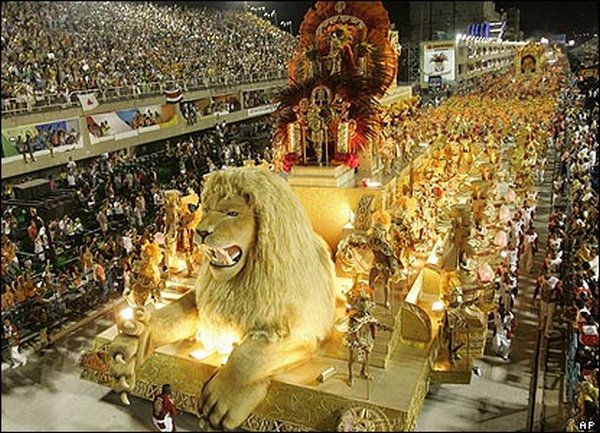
[274,1,398,171]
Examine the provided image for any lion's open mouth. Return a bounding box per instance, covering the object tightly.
[204,245,243,268]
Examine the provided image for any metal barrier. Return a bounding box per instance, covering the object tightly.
[1,70,288,117]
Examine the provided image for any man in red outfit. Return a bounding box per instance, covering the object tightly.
[152,384,180,432]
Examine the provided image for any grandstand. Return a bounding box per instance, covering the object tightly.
[1,1,296,114]
[1,1,291,372]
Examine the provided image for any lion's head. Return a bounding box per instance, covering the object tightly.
[195,168,336,341]
[196,188,255,282]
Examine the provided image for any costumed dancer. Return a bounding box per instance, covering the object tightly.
[345,291,392,386]
[152,384,180,432]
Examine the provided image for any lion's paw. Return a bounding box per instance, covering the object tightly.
[199,370,268,430]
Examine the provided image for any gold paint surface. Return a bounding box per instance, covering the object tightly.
[292,185,382,253]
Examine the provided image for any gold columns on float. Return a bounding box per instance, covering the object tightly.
[289,131,449,254]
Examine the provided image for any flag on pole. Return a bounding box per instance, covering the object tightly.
[165,87,183,104]
[77,93,99,111]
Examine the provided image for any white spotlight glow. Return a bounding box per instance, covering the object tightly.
[363,179,382,188]
[120,307,134,321]
[432,301,446,312]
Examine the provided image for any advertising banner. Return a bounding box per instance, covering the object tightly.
[87,104,178,144]
[247,103,279,117]
[2,118,82,161]
[422,43,455,86]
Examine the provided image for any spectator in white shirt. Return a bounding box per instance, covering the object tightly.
[67,156,77,174]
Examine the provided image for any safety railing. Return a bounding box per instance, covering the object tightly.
[1,69,288,117]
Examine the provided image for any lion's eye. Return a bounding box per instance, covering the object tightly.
[226,211,239,217]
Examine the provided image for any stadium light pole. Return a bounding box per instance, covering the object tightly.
[272,10,278,27]
[263,10,277,26]
[280,20,292,33]
[250,5,266,18]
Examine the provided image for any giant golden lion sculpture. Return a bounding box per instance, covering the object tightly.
[109,168,336,429]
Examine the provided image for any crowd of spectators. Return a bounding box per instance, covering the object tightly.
[180,102,198,126]
[165,118,274,186]
[212,97,242,114]
[1,1,296,109]
[1,116,274,365]
[554,75,598,432]
[243,88,276,109]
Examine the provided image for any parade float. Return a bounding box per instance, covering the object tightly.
[515,41,547,75]
[78,2,560,431]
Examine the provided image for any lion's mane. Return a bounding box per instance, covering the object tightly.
[196,168,336,342]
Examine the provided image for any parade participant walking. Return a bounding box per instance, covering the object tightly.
[152,384,180,432]
[539,274,562,339]
[521,227,538,275]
